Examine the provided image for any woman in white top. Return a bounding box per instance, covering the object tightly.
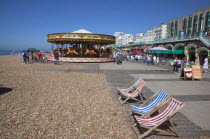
[203,56,209,73]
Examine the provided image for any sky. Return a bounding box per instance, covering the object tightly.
[0,0,209,51]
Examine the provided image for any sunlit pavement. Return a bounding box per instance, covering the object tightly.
[98,61,210,137]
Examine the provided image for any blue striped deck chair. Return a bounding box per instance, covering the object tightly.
[131,91,170,117]
[117,78,142,94]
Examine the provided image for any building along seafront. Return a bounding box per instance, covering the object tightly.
[110,6,210,65]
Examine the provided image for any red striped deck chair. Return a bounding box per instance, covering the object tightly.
[133,98,185,138]
[118,79,146,104]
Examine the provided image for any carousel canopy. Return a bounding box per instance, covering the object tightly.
[47,29,115,45]
[72,29,93,34]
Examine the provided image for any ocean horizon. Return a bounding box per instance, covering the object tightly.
[0,50,23,56]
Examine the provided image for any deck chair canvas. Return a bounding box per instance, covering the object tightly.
[118,79,146,104]
[131,91,170,117]
[133,98,185,138]
[117,77,142,93]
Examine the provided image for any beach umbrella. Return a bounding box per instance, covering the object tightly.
[148,46,170,51]
[131,50,142,53]
[122,48,131,51]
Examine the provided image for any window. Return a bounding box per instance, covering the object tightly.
[183,18,187,34]
[205,11,210,31]
[198,13,204,32]
[193,15,198,33]
[188,17,192,34]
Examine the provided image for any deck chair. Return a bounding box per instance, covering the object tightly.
[131,91,170,117]
[117,77,142,93]
[118,79,146,104]
[133,98,185,138]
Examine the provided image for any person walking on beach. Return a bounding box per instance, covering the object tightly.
[22,51,27,64]
[54,50,59,65]
[203,56,209,73]
[37,51,42,62]
[41,52,46,63]
[26,52,30,63]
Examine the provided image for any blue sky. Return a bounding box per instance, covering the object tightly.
[0,0,209,51]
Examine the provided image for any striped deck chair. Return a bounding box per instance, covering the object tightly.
[117,77,142,93]
[133,98,185,138]
[118,79,146,104]
[131,91,170,117]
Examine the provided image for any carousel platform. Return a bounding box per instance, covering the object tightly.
[47,57,114,63]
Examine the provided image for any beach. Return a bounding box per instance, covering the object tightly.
[0,55,135,138]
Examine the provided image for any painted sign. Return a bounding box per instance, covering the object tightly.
[191,65,202,80]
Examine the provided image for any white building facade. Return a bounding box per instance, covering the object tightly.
[114,23,167,45]
[115,32,134,45]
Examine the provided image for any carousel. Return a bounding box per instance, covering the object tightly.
[47,29,115,62]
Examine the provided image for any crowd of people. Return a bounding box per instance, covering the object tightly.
[113,52,209,73]
[22,51,46,64]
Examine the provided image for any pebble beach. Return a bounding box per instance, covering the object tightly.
[0,55,135,138]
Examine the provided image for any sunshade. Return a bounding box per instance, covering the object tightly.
[132,50,142,53]
[148,46,170,51]
[122,48,131,51]
[171,50,184,54]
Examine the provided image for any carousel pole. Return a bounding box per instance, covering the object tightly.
[51,43,54,51]
[80,44,82,57]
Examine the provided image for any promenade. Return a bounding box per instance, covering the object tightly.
[98,61,210,138]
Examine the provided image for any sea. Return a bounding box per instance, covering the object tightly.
[0,50,23,56]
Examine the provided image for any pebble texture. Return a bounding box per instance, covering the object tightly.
[0,56,135,138]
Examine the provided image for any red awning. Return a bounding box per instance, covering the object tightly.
[132,50,142,53]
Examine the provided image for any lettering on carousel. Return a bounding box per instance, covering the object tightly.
[49,35,59,38]
[63,35,78,38]
[84,35,100,39]
[104,36,114,40]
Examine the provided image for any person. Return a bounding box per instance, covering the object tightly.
[173,57,179,72]
[26,52,30,63]
[182,56,187,68]
[203,56,209,73]
[156,56,159,65]
[113,53,116,64]
[54,50,59,65]
[22,51,27,63]
[177,58,182,72]
[37,51,42,62]
[116,54,122,65]
[153,55,157,65]
[144,56,147,63]
[147,56,151,64]
[41,52,46,63]
[31,53,35,62]
[135,55,138,61]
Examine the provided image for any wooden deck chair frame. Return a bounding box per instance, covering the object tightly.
[133,98,185,138]
[116,78,142,95]
[131,91,171,117]
[118,79,146,104]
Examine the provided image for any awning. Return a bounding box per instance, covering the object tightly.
[131,50,142,53]
[171,50,184,54]
[151,51,162,54]
[162,50,172,54]
[151,50,184,54]
[151,50,172,54]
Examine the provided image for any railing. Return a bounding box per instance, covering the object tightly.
[199,32,210,47]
